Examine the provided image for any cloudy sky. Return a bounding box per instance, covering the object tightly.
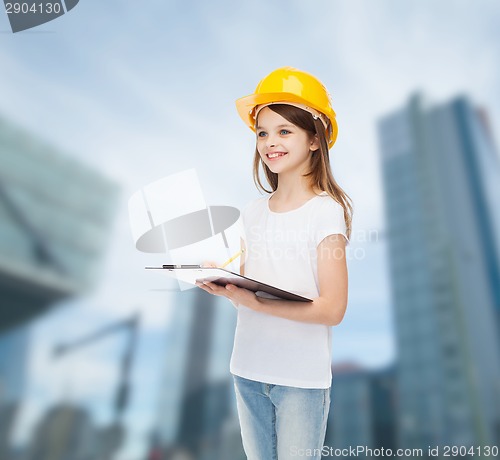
[1,0,499,458]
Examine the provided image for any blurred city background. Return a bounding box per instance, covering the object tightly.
[0,1,499,459]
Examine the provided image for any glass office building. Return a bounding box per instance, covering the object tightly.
[327,364,374,453]
[377,94,500,450]
[0,326,30,458]
[0,327,29,404]
[326,364,397,456]
[0,114,119,458]
[0,115,120,331]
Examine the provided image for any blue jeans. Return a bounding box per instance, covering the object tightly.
[233,374,330,460]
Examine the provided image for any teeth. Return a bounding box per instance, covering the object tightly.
[268,152,286,158]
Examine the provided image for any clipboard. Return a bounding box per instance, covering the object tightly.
[145,265,313,302]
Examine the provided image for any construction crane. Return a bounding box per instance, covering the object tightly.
[52,313,140,460]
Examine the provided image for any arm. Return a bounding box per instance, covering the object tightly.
[197,234,348,326]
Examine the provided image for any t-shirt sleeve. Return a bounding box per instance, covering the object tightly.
[313,199,349,247]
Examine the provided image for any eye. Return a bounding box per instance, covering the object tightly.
[280,129,291,135]
[257,131,267,138]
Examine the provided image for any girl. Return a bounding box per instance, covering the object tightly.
[196,66,352,460]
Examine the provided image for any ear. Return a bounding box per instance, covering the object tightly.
[310,134,320,152]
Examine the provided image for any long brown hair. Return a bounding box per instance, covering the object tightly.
[252,104,353,240]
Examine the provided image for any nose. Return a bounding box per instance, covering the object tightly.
[265,133,277,149]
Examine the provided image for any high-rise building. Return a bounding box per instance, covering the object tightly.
[326,363,397,456]
[26,403,95,460]
[0,114,119,458]
[153,288,241,459]
[0,326,29,404]
[327,363,373,452]
[377,94,500,450]
[0,325,30,458]
[0,115,120,332]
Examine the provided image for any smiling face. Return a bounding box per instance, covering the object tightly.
[255,107,319,176]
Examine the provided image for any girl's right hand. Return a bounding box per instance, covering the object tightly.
[197,261,239,309]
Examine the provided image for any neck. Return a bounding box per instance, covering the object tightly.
[273,171,319,200]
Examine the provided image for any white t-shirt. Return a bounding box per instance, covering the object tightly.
[229,191,349,389]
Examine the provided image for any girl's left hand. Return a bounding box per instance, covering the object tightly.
[195,281,259,309]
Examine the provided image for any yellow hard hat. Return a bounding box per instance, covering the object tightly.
[236,66,338,148]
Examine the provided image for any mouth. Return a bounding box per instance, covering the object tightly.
[266,152,288,160]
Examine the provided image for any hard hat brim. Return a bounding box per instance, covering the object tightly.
[235,92,338,148]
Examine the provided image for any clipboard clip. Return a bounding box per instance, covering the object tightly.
[162,264,202,269]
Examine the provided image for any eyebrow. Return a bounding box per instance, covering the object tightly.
[255,124,295,130]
